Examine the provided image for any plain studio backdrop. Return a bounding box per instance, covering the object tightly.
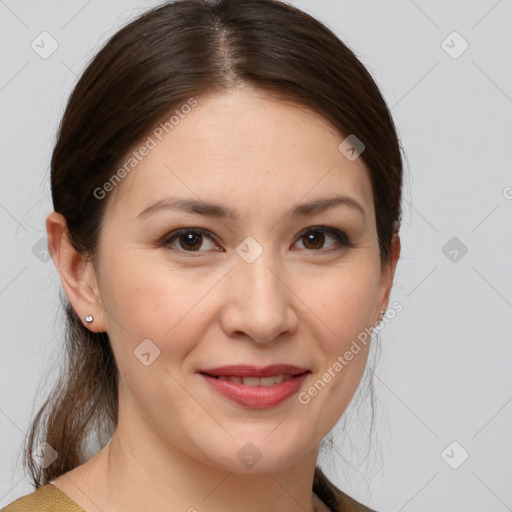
[0,1,511,511]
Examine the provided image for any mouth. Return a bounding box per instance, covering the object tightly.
[197,364,311,408]
[198,364,310,381]
[200,373,306,386]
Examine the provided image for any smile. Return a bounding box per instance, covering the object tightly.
[199,371,310,409]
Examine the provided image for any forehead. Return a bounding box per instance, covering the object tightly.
[106,88,374,221]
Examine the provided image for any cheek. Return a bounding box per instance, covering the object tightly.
[98,234,380,365]
[97,248,217,365]
[99,245,189,324]
[302,263,379,405]
[311,263,380,337]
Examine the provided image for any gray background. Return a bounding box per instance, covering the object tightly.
[1,1,511,511]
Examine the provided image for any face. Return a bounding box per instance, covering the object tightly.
[82,88,397,472]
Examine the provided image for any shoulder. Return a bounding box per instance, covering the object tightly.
[313,466,378,512]
[316,486,379,512]
[330,487,378,512]
[1,484,86,512]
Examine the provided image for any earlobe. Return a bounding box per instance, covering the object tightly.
[46,211,106,333]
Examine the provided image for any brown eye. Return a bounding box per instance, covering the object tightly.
[178,232,203,251]
[162,226,353,256]
[301,231,326,250]
[163,229,218,252]
[294,227,353,252]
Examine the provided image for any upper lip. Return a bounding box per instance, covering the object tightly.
[198,364,310,378]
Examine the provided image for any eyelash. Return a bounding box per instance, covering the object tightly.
[161,226,355,256]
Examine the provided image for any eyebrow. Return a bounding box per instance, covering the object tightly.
[135,195,366,221]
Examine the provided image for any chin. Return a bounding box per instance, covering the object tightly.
[194,434,311,474]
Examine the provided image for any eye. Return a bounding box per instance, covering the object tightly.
[163,228,219,252]
[292,226,354,252]
[162,226,353,254]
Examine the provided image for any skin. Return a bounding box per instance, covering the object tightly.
[46,87,400,512]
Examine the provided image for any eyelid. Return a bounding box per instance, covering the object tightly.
[161,227,220,252]
[161,225,354,254]
[296,226,355,250]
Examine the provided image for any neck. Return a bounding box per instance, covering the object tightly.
[78,408,322,512]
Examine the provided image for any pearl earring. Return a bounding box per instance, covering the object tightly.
[85,315,94,323]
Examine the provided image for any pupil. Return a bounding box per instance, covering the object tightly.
[181,233,202,251]
[304,231,324,249]
[178,231,326,252]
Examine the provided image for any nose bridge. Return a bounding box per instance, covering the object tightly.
[236,240,286,308]
[223,237,296,342]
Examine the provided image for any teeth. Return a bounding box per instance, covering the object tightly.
[260,376,278,386]
[243,377,260,386]
[216,374,295,386]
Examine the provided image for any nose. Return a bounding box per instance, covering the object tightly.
[219,246,299,344]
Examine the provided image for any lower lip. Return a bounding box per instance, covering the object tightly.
[200,373,310,409]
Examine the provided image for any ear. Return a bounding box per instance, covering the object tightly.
[375,232,401,323]
[46,211,107,333]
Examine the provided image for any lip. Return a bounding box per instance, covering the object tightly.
[198,365,310,409]
[197,364,309,378]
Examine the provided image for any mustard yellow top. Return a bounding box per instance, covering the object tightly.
[1,484,86,512]
[1,483,332,512]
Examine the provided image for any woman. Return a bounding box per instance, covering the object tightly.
[2,0,402,511]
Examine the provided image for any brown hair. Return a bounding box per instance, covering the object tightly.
[24,1,402,510]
